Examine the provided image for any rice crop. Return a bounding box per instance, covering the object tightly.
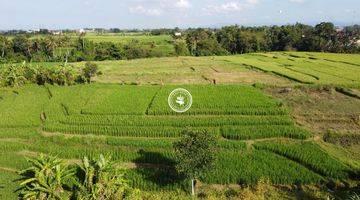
[254,140,352,179]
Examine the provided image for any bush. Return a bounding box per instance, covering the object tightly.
[0,62,100,87]
[82,62,99,83]
[323,131,360,147]
[174,40,189,56]
[195,38,228,56]
[124,40,150,59]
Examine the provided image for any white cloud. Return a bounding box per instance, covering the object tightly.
[203,0,260,15]
[246,0,260,5]
[203,2,243,14]
[129,0,190,16]
[289,0,305,3]
[221,2,244,11]
[174,0,190,9]
[129,5,162,16]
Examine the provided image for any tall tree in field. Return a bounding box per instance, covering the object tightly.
[173,130,218,196]
[314,22,336,51]
[174,40,189,56]
[12,35,32,59]
[82,62,99,83]
[0,35,11,59]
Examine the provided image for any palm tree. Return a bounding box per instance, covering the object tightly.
[18,154,74,200]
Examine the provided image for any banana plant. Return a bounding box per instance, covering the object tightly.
[17,154,74,200]
[74,154,135,200]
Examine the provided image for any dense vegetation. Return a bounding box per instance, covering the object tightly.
[0,62,99,87]
[18,154,140,199]
[0,22,359,63]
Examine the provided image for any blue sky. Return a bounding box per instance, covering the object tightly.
[0,0,359,29]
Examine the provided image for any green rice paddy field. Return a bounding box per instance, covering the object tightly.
[1,52,360,199]
[71,52,360,87]
[16,33,176,58]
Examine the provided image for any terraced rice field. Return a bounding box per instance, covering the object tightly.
[1,52,360,197]
[72,52,360,88]
[0,82,357,194]
[222,52,360,87]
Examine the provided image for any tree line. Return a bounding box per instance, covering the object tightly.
[0,22,359,64]
[0,35,171,63]
[185,22,360,56]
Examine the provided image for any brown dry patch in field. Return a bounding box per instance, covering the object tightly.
[66,159,81,165]
[351,89,360,96]
[208,71,293,86]
[265,86,360,133]
[41,131,91,140]
[0,166,17,173]
[0,138,26,143]
[41,131,107,140]
[208,184,242,190]
[41,131,64,137]
[16,150,39,158]
[117,162,171,169]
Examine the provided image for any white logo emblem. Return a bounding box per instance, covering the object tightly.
[168,88,192,113]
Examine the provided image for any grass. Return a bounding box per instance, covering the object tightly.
[265,85,360,133]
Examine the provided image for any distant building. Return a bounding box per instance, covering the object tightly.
[336,27,344,33]
[85,28,96,33]
[357,40,360,46]
[174,32,182,37]
[26,29,40,34]
[77,29,86,34]
[51,30,62,35]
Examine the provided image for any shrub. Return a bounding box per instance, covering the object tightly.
[323,131,360,147]
[82,62,99,83]
[174,40,189,56]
